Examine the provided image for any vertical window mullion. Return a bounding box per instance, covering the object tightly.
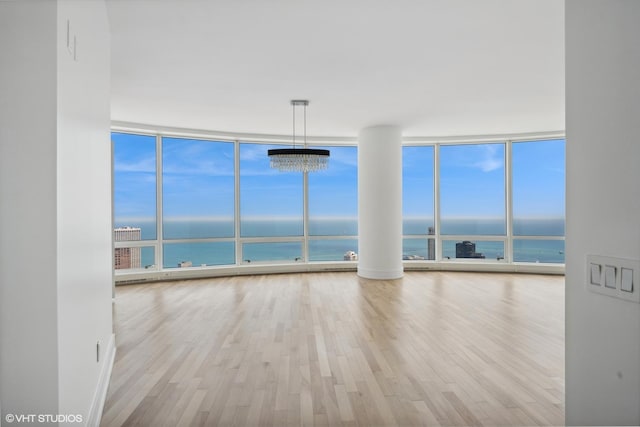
[234,140,241,265]
[505,140,513,263]
[110,137,116,293]
[303,171,309,262]
[434,143,441,261]
[156,134,163,270]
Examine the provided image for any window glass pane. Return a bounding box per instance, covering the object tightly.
[242,242,303,263]
[240,143,303,237]
[309,219,357,236]
[403,238,435,260]
[112,133,157,240]
[309,239,359,261]
[440,144,505,235]
[513,239,565,263]
[114,246,155,270]
[513,139,565,236]
[442,240,505,261]
[241,219,303,237]
[403,146,435,235]
[163,242,235,268]
[309,146,358,236]
[162,138,235,239]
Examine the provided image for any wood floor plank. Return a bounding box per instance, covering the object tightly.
[176,389,206,427]
[101,271,564,426]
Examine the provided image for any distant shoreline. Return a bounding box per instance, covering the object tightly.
[114,218,565,268]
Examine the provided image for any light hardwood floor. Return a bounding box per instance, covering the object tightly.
[101,271,564,426]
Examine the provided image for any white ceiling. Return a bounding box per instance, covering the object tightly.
[107,0,564,139]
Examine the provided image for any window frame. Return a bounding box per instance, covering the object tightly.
[112,127,565,279]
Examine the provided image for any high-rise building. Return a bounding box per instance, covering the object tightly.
[114,226,141,269]
[427,226,436,260]
[455,241,485,259]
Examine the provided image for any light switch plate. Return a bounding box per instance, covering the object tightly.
[587,255,640,303]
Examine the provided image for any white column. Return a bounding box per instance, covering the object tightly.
[357,125,403,279]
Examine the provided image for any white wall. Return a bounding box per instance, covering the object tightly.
[56,0,113,423]
[0,1,113,424]
[566,1,640,425]
[0,1,61,419]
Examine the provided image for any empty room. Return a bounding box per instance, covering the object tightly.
[1,1,639,426]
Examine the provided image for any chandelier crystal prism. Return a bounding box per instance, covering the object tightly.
[268,100,330,172]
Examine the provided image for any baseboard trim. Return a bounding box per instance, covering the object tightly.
[357,267,404,280]
[87,333,116,427]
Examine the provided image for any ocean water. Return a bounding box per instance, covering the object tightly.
[115,217,565,268]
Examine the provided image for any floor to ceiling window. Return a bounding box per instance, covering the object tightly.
[439,143,506,261]
[239,143,304,262]
[162,137,235,268]
[112,130,565,276]
[112,132,157,270]
[308,146,358,261]
[402,146,435,260]
[512,139,565,263]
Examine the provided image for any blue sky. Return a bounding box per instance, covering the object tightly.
[112,133,157,222]
[440,144,507,218]
[113,133,564,224]
[512,139,565,218]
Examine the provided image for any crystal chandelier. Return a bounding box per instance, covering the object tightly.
[268,100,330,172]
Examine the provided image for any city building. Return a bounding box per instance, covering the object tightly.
[113,227,141,269]
[455,241,485,259]
[427,226,436,261]
[1,1,639,426]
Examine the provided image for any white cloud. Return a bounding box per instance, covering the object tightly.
[327,148,357,167]
[473,145,503,172]
[114,157,155,173]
